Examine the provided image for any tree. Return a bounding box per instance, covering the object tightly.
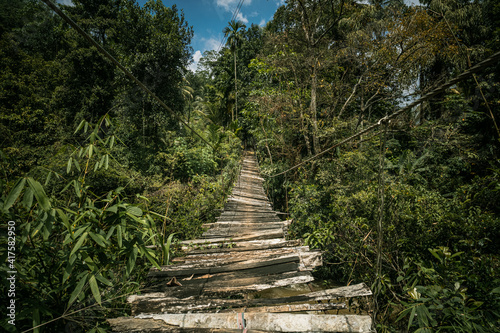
[223,19,246,122]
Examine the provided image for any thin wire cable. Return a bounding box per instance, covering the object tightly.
[216,0,245,53]
[41,0,215,151]
[269,49,500,178]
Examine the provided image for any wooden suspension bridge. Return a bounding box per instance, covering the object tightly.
[109,152,373,332]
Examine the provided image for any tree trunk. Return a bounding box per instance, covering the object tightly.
[234,51,237,122]
[310,59,319,155]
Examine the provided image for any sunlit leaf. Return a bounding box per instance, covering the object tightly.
[89,275,101,305]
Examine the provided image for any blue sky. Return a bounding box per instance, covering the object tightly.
[137,0,285,71]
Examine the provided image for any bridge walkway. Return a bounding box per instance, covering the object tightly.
[109,152,372,332]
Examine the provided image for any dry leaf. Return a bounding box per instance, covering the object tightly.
[166,277,182,287]
[195,274,213,279]
[183,274,194,281]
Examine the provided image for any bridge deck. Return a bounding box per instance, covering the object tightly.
[109,152,372,332]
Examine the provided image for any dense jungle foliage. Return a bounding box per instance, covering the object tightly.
[0,0,499,332]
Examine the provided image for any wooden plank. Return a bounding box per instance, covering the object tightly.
[222,301,347,313]
[129,283,371,314]
[108,317,269,332]
[202,222,287,229]
[144,271,314,300]
[181,231,285,247]
[148,255,300,277]
[182,239,302,253]
[173,246,309,263]
[134,313,372,332]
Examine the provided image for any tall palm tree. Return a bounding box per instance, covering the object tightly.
[223,19,246,122]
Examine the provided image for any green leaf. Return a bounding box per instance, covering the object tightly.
[126,247,138,276]
[117,225,123,248]
[408,305,417,330]
[110,135,115,149]
[72,224,88,240]
[63,254,77,282]
[105,154,109,169]
[139,245,159,269]
[68,272,88,308]
[107,205,118,213]
[74,158,81,172]
[491,287,500,294]
[89,232,107,247]
[95,273,113,287]
[73,180,81,198]
[22,185,34,209]
[67,157,72,174]
[3,178,26,211]
[89,275,101,305]
[74,120,85,134]
[106,226,116,240]
[56,208,71,231]
[126,206,143,216]
[70,232,88,257]
[164,233,177,265]
[26,177,51,211]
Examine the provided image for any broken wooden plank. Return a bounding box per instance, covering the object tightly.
[134,313,372,332]
[148,254,300,277]
[129,283,371,314]
[144,271,315,300]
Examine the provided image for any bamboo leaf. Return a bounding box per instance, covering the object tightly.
[70,232,88,257]
[63,254,77,282]
[126,247,138,276]
[117,225,123,248]
[3,178,26,211]
[67,157,72,174]
[74,120,85,134]
[106,226,116,240]
[96,273,113,287]
[74,158,81,172]
[89,232,107,247]
[89,275,101,305]
[165,233,177,265]
[68,272,88,308]
[26,177,51,212]
[105,154,109,169]
[22,185,34,209]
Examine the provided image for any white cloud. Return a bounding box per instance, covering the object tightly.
[202,37,221,51]
[236,12,249,24]
[216,0,252,12]
[57,0,74,6]
[189,50,203,72]
[259,19,266,27]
